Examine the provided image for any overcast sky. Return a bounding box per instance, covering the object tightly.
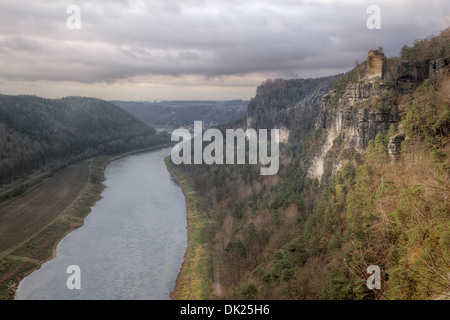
[0,0,449,100]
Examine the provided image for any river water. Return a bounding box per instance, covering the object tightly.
[15,147,187,300]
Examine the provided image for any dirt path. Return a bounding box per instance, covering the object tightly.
[0,161,90,256]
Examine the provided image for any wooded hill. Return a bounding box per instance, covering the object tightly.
[0,95,165,195]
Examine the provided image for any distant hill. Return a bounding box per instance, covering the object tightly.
[111,100,248,128]
[0,95,165,190]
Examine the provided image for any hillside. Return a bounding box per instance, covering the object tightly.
[169,27,450,300]
[111,100,248,128]
[0,95,165,197]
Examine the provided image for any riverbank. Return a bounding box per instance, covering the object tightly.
[0,143,174,300]
[165,158,213,300]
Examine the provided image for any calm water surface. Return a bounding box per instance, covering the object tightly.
[15,147,187,300]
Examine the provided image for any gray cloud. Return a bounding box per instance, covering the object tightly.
[0,0,449,98]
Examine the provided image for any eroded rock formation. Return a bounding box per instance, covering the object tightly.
[366,49,386,80]
[307,50,400,182]
[388,133,405,160]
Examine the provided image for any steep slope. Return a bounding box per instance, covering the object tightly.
[307,51,399,183]
[307,46,449,183]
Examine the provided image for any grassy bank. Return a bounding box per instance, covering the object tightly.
[165,158,213,300]
[0,143,174,300]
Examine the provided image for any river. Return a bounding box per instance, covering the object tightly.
[15,147,187,300]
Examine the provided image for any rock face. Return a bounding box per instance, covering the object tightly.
[395,57,449,92]
[305,51,448,182]
[366,49,386,80]
[245,48,447,184]
[318,98,399,152]
[396,60,429,92]
[307,51,400,182]
[307,100,399,181]
[388,133,405,159]
[278,126,290,144]
[337,81,390,108]
[429,56,450,81]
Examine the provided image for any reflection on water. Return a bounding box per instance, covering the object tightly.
[15,147,187,300]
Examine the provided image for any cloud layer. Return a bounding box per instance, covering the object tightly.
[0,0,449,99]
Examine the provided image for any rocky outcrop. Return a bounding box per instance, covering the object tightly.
[335,81,390,108]
[306,50,449,182]
[388,133,405,160]
[307,102,399,181]
[278,126,290,144]
[366,49,386,80]
[394,56,449,92]
[307,51,400,182]
[429,56,450,81]
[320,103,398,152]
[396,60,429,92]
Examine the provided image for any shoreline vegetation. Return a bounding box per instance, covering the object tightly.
[0,143,174,300]
[165,158,213,300]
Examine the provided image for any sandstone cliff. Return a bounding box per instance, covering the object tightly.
[306,49,449,182]
[307,50,399,182]
[246,48,449,184]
